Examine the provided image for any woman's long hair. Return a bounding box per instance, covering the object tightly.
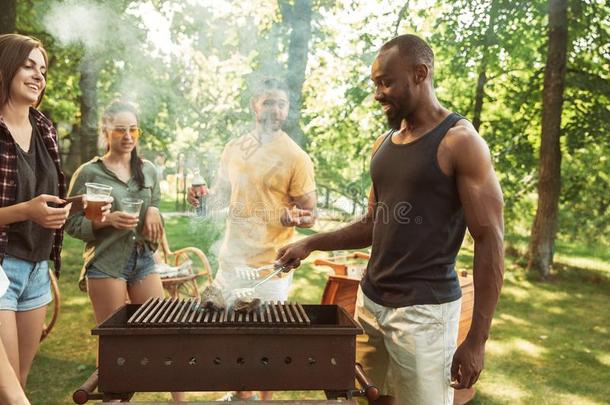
[100,101,145,189]
[0,34,48,107]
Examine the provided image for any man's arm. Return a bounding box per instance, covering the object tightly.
[276,135,386,267]
[449,123,504,389]
[276,189,375,267]
[187,147,232,214]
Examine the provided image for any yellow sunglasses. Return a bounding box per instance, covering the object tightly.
[107,126,141,140]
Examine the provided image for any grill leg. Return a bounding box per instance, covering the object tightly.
[324,390,344,400]
[73,369,100,404]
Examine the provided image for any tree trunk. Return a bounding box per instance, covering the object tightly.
[282,0,312,145]
[527,0,568,278]
[78,54,101,164]
[0,0,16,34]
[472,66,487,132]
[61,124,82,183]
[472,0,498,132]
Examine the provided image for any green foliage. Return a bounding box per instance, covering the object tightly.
[558,0,610,243]
[13,0,610,243]
[429,0,546,230]
[16,1,83,142]
[302,1,396,206]
[429,0,610,243]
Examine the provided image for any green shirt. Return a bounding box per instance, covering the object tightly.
[65,157,161,286]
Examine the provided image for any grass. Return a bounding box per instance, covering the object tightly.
[27,213,610,404]
[469,268,610,404]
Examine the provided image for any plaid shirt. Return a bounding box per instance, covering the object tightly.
[0,108,66,277]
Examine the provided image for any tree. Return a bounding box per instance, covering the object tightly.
[431,0,609,246]
[77,53,101,164]
[471,0,499,133]
[0,0,16,34]
[557,1,610,244]
[527,0,568,278]
[9,0,607,247]
[430,0,548,232]
[280,0,313,145]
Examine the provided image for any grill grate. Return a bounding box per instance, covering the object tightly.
[126,297,311,327]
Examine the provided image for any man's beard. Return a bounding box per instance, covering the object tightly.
[384,89,411,130]
[261,119,283,132]
[386,112,403,130]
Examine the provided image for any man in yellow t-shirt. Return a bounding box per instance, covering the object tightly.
[189,78,316,304]
[189,78,316,401]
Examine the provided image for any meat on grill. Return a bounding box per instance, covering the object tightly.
[200,285,226,311]
[233,297,261,314]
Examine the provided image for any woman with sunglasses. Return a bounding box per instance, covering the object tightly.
[0,34,75,395]
[65,101,185,401]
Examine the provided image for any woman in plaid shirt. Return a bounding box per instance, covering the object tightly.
[0,34,72,396]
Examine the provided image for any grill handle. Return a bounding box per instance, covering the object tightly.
[72,369,102,404]
[355,363,380,401]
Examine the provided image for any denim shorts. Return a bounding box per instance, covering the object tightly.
[86,245,157,284]
[0,256,52,312]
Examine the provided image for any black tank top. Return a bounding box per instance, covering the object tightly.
[361,112,466,307]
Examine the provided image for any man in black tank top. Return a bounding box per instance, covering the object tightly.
[277,34,504,405]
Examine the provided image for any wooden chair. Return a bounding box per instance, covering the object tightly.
[158,234,213,299]
[317,252,369,318]
[316,252,476,404]
[454,272,475,405]
[314,251,370,277]
[40,269,60,342]
[321,274,360,316]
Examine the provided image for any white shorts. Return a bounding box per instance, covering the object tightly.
[355,287,461,405]
[213,268,293,305]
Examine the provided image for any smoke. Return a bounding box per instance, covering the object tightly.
[43,1,175,107]
[43,1,124,51]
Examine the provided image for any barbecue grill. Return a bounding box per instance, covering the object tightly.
[74,297,379,403]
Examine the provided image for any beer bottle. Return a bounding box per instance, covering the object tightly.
[191,169,208,217]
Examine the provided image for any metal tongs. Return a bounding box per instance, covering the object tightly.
[234,264,289,298]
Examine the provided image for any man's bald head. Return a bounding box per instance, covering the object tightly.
[380,34,434,80]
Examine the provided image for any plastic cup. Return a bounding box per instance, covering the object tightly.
[84,183,112,221]
[121,198,144,217]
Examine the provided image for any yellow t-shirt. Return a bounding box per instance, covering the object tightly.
[217,131,316,271]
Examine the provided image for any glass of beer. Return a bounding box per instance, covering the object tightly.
[84,183,112,221]
[121,198,144,218]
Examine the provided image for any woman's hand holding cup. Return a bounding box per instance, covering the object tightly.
[83,195,113,222]
[25,194,71,229]
[109,198,144,231]
[107,211,140,230]
[84,183,113,221]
